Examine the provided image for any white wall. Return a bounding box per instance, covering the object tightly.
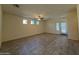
[0,5,2,47]
[45,18,67,34]
[2,12,44,42]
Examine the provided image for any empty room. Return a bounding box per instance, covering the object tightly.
[0,4,79,55]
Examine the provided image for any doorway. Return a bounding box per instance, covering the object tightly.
[56,22,67,35]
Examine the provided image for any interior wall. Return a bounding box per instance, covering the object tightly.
[77,5,79,33]
[2,12,44,42]
[67,8,78,40]
[0,5,2,47]
[2,7,78,42]
[45,18,67,34]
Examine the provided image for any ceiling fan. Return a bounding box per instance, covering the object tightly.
[35,15,44,20]
[12,4,49,20]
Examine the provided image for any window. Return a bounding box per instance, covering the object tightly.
[31,19,35,24]
[31,19,40,25]
[23,19,27,24]
[56,22,67,34]
[56,23,60,31]
[36,21,39,24]
[60,23,67,33]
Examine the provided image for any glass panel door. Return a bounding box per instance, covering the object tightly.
[60,22,67,34]
[56,22,67,34]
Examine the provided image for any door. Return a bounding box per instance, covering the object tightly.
[60,22,67,34]
[56,22,67,35]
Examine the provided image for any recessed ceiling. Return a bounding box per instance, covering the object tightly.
[2,4,76,19]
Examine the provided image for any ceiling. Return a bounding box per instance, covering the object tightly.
[2,4,76,19]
